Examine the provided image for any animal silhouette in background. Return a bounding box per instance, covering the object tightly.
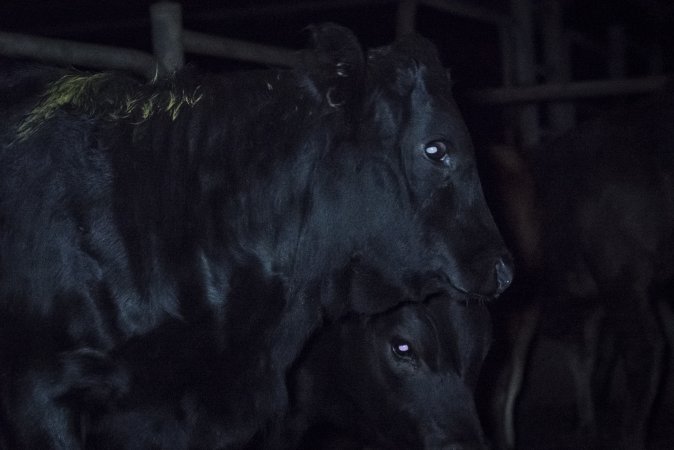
[482,94,674,449]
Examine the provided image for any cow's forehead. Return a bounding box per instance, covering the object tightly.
[365,37,449,94]
[375,302,438,347]
[368,35,443,68]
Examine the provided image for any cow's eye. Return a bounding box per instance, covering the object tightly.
[391,339,416,360]
[423,140,449,163]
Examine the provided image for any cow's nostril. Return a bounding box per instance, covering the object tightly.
[494,257,514,296]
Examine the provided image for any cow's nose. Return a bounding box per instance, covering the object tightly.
[444,252,515,299]
[494,256,514,296]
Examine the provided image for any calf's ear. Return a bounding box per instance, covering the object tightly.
[304,23,365,108]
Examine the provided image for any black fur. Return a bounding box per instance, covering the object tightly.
[0,24,510,448]
[286,296,492,449]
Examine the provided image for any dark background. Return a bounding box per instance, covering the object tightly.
[2,2,673,85]
[2,0,673,148]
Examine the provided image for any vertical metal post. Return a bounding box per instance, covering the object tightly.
[150,2,185,75]
[648,43,663,75]
[498,23,515,88]
[541,0,575,134]
[608,25,626,79]
[396,0,418,37]
[511,0,540,149]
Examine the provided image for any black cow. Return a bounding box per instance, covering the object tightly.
[482,92,674,448]
[0,24,512,448]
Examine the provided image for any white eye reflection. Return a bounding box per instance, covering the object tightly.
[391,340,416,360]
[423,139,449,163]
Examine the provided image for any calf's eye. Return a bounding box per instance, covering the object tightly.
[423,140,449,163]
[391,339,416,360]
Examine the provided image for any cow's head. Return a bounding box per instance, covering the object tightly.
[290,295,491,449]
[299,24,513,313]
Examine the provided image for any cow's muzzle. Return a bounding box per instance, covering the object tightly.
[448,252,514,301]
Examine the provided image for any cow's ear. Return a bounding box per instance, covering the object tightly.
[304,23,365,108]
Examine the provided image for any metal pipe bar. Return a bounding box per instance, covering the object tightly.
[469,75,670,104]
[182,30,301,67]
[510,0,540,147]
[24,18,149,38]
[0,31,156,78]
[34,0,396,37]
[541,0,575,132]
[187,0,396,23]
[419,0,511,26]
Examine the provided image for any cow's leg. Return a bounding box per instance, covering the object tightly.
[498,303,540,450]
[655,286,674,364]
[607,285,664,449]
[567,306,604,440]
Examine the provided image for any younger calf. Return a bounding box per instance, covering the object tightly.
[284,296,492,450]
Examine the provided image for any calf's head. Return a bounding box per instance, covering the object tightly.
[289,295,491,449]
